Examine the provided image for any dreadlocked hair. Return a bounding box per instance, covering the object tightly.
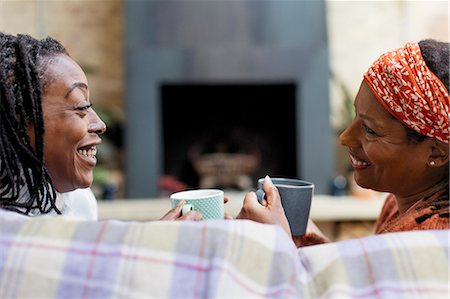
[0,32,67,215]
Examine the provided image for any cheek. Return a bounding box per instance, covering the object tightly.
[366,149,389,165]
[365,143,418,180]
[47,116,86,140]
[43,128,70,168]
[364,140,399,165]
[44,121,86,161]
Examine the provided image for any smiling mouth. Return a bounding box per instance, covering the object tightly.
[350,154,371,169]
[77,145,97,159]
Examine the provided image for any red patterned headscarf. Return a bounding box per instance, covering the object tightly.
[364,42,449,144]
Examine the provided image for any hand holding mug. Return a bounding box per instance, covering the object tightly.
[161,194,232,220]
[237,176,292,236]
[255,177,314,236]
[160,199,203,221]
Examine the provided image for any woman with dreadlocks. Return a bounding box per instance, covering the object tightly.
[237,39,449,246]
[0,32,201,221]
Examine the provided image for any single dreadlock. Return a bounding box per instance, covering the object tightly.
[0,32,68,215]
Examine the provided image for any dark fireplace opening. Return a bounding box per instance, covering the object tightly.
[160,82,297,193]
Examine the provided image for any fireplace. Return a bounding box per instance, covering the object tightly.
[160,82,297,191]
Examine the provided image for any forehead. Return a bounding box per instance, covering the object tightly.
[355,81,395,121]
[42,54,87,95]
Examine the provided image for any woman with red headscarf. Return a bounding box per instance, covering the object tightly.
[237,39,449,246]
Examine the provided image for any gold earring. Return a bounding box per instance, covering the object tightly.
[429,161,436,166]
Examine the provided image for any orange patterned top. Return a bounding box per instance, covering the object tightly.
[375,181,449,234]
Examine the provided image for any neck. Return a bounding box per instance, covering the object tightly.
[395,178,449,214]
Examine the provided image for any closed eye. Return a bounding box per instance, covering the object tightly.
[362,123,378,136]
[75,103,92,111]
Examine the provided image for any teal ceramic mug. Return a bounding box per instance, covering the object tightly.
[256,177,314,236]
[170,189,224,219]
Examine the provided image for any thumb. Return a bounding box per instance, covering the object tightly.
[263,176,281,207]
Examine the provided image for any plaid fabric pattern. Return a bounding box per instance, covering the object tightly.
[0,210,299,299]
[297,229,450,298]
[1,209,449,298]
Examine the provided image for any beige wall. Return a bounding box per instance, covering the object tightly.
[327,0,449,129]
[0,0,124,110]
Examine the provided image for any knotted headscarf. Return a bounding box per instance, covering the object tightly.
[364,42,449,144]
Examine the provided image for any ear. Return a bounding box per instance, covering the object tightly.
[427,139,449,167]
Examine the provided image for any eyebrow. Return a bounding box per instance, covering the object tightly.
[64,82,88,99]
[359,113,375,121]
[359,113,388,127]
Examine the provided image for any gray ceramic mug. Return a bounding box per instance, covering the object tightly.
[256,177,314,236]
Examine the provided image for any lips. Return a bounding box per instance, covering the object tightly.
[349,154,371,170]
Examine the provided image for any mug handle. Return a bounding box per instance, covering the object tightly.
[181,204,193,216]
[255,189,266,205]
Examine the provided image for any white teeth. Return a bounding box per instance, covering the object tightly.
[77,146,97,158]
[350,155,369,166]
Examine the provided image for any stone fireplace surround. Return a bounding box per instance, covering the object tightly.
[125,0,333,197]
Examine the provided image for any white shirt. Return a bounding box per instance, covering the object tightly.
[55,188,98,220]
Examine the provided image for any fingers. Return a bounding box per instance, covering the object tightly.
[224,212,234,220]
[160,199,185,220]
[224,196,233,218]
[236,191,263,219]
[177,210,203,221]
[160,200,202,221]
[261,197,268,207]
[161,194,232,221]
[243,191,263,210]
[305,218,330,242]
[255,189,267,206]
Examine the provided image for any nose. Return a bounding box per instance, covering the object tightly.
[339,119,361,148]
[88,110,107,135]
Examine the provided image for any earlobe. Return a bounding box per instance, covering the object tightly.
[428,140,449,167]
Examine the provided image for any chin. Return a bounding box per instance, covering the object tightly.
[52,172,93,192]
[77,179,93,189]
[353,177,372,190]
[354,179,384,193]
[70,179,93,191]
[74,169,94,189]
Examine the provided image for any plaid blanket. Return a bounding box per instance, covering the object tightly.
[297,229,450,298]
[0,210,299,299]
[0,209,448,299]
